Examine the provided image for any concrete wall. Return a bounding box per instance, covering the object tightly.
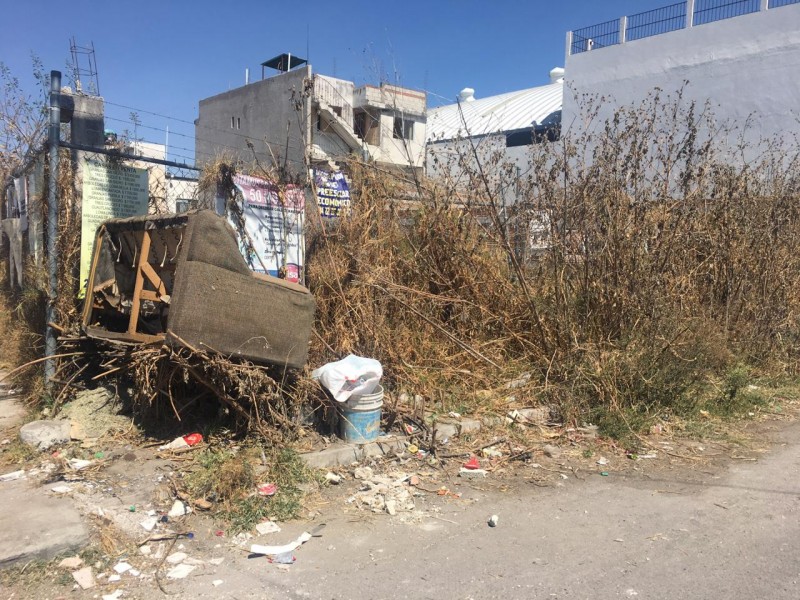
[563,4,800,152]
[196,67,311,176]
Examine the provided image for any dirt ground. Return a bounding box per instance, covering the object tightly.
[1,398,798,599]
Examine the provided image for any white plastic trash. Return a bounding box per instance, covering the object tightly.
[312,354,382,402]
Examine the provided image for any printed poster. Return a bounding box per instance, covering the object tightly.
[314,169,351,218]
[232,174,305,283]
[80,159,149,297]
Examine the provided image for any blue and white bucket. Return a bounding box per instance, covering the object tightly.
[339,385,384,443]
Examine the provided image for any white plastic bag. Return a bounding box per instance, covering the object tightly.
[312,354,383,402]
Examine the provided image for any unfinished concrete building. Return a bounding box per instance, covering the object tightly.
[195,53,427,176]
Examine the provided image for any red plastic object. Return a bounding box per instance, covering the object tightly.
[214,530,224,537]
[257,483,278,497]
[464,456,480,470]
[182,433,203,446]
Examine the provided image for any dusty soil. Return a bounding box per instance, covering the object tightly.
[1,398,797,599]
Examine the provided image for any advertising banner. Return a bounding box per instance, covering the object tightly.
[232,174,305,283]
[80,159,149,297]
[314,169,351,218]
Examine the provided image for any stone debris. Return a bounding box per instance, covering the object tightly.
[167,563,196,579]
[103,591,123,600]
[213,579,224,586]
[58,556,83,569]
[543,444,562,458]
[256,521,281,535]
[0,470,25,482]
[166,551,188,564]
[19,420,71,450]
[353,466,373,480]
[168,499,191,517]
[349,472,416,515]
[72,566,95,589]
[459,467,487,478]
[113,561,132,574]
[208,557,225,566]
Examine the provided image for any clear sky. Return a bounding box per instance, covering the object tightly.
[1,0,669,164]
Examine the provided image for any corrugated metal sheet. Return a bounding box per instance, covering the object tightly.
[426,81,563,143]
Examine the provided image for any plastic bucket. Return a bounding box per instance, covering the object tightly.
[339,385,384,443]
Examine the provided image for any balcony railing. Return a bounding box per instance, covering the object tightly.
[312,76,354,129]
[568,0,800,55]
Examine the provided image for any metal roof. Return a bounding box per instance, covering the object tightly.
[426,81,563,143]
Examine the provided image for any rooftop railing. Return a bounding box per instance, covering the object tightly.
[568,0,800,55]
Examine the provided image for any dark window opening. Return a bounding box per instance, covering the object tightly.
[393,116,413,140]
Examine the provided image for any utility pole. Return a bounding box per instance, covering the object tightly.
[45,70,61,389]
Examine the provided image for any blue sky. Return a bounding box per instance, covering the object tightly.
[2,0,669,164]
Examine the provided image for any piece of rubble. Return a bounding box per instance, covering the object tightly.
[19,420,71,450]
[108,574,121,583]
[113,561,132,574]
[103,591,123,600]
[166,564,196,579]
[139,544,152,556]
[459,467,487,479]
[58,556,83,569]
[256,521,281,535]
[140,517,158,532]
[166,551,187,564]
[213,579,224,586]
[51,484,72,494]
[325,472,341,484]
[168,500,191,517]
[353,466,373,480]
[208,557,224,566]
[72,566,95,589]
[0,470,25,482]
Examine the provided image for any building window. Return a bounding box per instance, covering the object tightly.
[237,117,241,129]
[176,199,190,213]
[231,116,235,129]
[393,116,413,140]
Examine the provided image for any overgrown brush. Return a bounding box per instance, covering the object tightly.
[305,90,800,432]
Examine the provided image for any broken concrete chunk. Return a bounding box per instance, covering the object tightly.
[168,499,191,517]
[543,444,562,458]
[166,551,187,564]
[72,566,95,589]
[255,521,281,535]
[58,556,83,569]
[19,420,71,450]
[459,467,488,478]
[166,563,197,579]
[353,466,373,480]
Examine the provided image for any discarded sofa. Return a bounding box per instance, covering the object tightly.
[81,209,315,370]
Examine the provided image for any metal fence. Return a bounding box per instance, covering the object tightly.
[570,19,620,54]
[693,0,760,25]
[569,0,800,54]
[627,3,688,41]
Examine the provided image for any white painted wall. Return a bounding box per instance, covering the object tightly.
[563,4,800,152]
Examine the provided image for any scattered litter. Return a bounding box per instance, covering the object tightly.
[463,456,481,470]
[596,457,608,466]
[72,567,95,589]
[166,552,188,564]
[559,473,569,480]
[129,505,136,512]
[269,551,295,564]
[168,500,191,517]
[208,557,225,566]
[94,451,105,459]
[58,556,83,569]
[103,591,123,600]
[638,453,658,459]
[213,580,224,586]
[257,483,277,497]
[312,354,382,402]
[140,517,158,532]
[625,590,639,597]
[488,515,499,528]
[158,433,204,451]
[67,458,93,470]
[255,521,281,535]
[448,411,461,419]
[0,470,25,482]
[113,562,132,574]
[459,467,487,479]
[325,472,341,485]
[166,564,196,579]
[482,447,502,458]
[194,498,213,510]
[614,538,624,543]
[407,444,419,454]
[600,471,609,477]
[51,484,72,494]
[250,531,313,556]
